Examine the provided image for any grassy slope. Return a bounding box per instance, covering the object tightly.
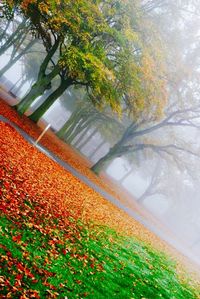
[1,215,199,298]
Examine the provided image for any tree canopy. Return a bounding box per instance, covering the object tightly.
[2,0,167,121]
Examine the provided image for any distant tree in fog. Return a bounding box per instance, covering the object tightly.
[91,101,200,174]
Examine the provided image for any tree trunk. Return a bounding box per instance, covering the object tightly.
[56,108,84,139]
[137,161,161,203]
[76,127,98,149]
[137,193,147,204]
[57,116,76,139]
[90,132,128,175]
[0,19,28,56]
[90,146,119,175]
[14,38,60,114]
[88,140,106,159]
[90,152,113,175]
[65,119,86,143]
[57,118,75,139]
[15,80,50,114]
[73,126,91,147]
[65,117,96,144]
[29,79,71,122]
[9,75,24,93]
[15,65,60,114]
[0,19,11,41]
[12,78,26,95]
[37,38,60,81]
[118,167,133,184]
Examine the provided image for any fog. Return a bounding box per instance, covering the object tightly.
[1,1,200,266]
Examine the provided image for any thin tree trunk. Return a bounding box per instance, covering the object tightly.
[137,160,161,203]
[73,126,91,147]
[0,39,36,78]
[118,167,133,184]
[12,78,26,95]
[0,19,28,56]
[88,140,106,159]
[0,19,11,41]
[65,118,87,143]
[57,115,79,139]
[29,79,71,122]
[66,116,97,144]
[37,38,60,80]
[137,193,147,203]
[56,108,85,139]
[76,127,98,149]
[9,75,24,92]
[57,117,77,139]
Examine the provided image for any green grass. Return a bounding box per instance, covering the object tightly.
[0,215,199,298]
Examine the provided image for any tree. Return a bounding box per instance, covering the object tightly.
[90,0,200,175]
[17,41,46,96]
[0,35,37,78]
[91,102,200,175]
[0,17,30,57]
[5,1,133,115]
[56,97,123,145]
[137,158,164,203]
[3,0,167,124]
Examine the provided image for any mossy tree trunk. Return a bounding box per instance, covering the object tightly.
[65,116,97,144]
[15,38,60,114]
[29,79,72,122]
[56,108,84,139]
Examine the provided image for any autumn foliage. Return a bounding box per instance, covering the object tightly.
[0,100,161,240]
[0,100,200,298]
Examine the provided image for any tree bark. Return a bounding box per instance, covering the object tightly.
[57,118,76,139]
[90,152,114,175]
[14,38,61,114]
[15,64,60,114]
[29,79,72,122]
[90,130,129,175]
[137,193,147,204]
[8,75,24,92]
[15,79,51,114]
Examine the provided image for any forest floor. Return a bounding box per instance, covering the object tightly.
[0,98,200,298]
